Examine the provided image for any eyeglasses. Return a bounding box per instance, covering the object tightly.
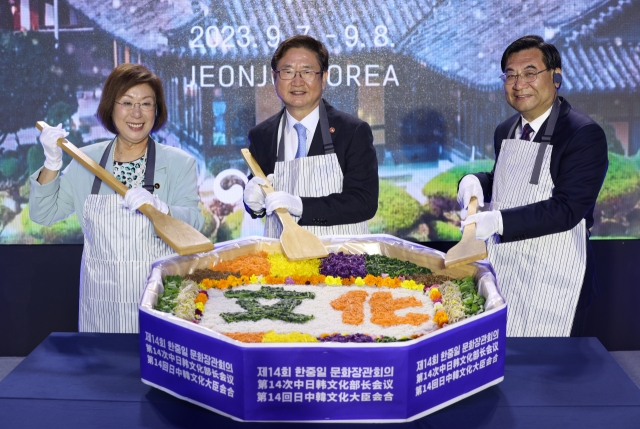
[115,101,156,111]
[500,68,550,85]
[274,69,323,83]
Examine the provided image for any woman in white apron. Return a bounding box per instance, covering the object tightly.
[78,137,174,332]
[30,64,203,333]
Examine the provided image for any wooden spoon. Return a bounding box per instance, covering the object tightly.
[241,148,328,261]
[444,196,487,268]
[36,121,214,256]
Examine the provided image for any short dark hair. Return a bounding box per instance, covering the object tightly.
[271,35,329,72]
[96,63,167,134]
[500,35,562,72]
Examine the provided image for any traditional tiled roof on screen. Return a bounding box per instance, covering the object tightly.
[66,0,196,53]
[561,41,640,93]
[66,0,639,93]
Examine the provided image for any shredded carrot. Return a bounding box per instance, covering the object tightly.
[369,291,430,326]
[223,332,265,343]
[330,290,369,325]
[211,251,271,276]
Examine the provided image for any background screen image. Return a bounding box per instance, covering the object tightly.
[1,0,639,244]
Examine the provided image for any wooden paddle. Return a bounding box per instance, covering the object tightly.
[240,148,328,261]
[36,121,214,256]
[444,196,487,268]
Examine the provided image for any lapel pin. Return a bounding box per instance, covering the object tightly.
[329,127,335,133]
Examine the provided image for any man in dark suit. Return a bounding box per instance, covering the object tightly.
[457,35,608,337]
[243,35,378,237]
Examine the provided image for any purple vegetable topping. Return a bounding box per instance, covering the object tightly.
[320,252,367,278]
[317,333,376,343]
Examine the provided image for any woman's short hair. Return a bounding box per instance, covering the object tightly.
[271,35,329,72]
[96,63,167,134]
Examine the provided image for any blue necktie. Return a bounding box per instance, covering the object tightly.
[521,123,534,141]
[293,123,307,159]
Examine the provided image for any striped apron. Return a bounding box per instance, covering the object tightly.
[79,138,173,333]
[487,98,586,337]
[265,101,369,238]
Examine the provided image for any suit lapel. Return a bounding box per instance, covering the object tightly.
[308,125,325,156]
[308,100,335,157]
[267,109,285,162]
[533,98,567,143]
[533,121,545,143]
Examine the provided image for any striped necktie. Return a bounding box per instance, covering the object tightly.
[521,123,534,141]
[293,123,307,159]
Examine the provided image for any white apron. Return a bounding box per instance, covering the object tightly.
[265,101,369,238]
[487,99,586,337]
[79,138,173,333]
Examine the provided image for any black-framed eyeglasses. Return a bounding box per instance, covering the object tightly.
[115,101,156,111]
[274,69,323,82]
[500,68,550,85]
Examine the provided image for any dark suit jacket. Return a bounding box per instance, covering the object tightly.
[246,100,379,227]
[473,97,609,307]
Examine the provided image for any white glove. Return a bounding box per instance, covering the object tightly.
[120,187,169,214]
[243,174,274,213]
[265,191,303,217]
[39,123,69,171]
[457,175,484,220]
[461,211,503,240]
[244,176,266,212]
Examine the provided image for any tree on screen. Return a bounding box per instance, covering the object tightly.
[0,30,79,238]
[0,30,79,145]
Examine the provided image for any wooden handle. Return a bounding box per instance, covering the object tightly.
[240,148,328,260]
[36,120,215,255]
[443,195,487,268]
[467,196,478,217]
[36,121,129,197]
[240,148,275,195]
[461,196,479,239]
[240,148,293,217]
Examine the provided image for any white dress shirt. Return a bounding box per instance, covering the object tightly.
[277,106,320,161]
[519,103,553,140]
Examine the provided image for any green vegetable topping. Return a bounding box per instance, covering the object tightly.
[454,276,485,316]
[221,286,316,324]
[156,275,185,313]
[364,254,432,278]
